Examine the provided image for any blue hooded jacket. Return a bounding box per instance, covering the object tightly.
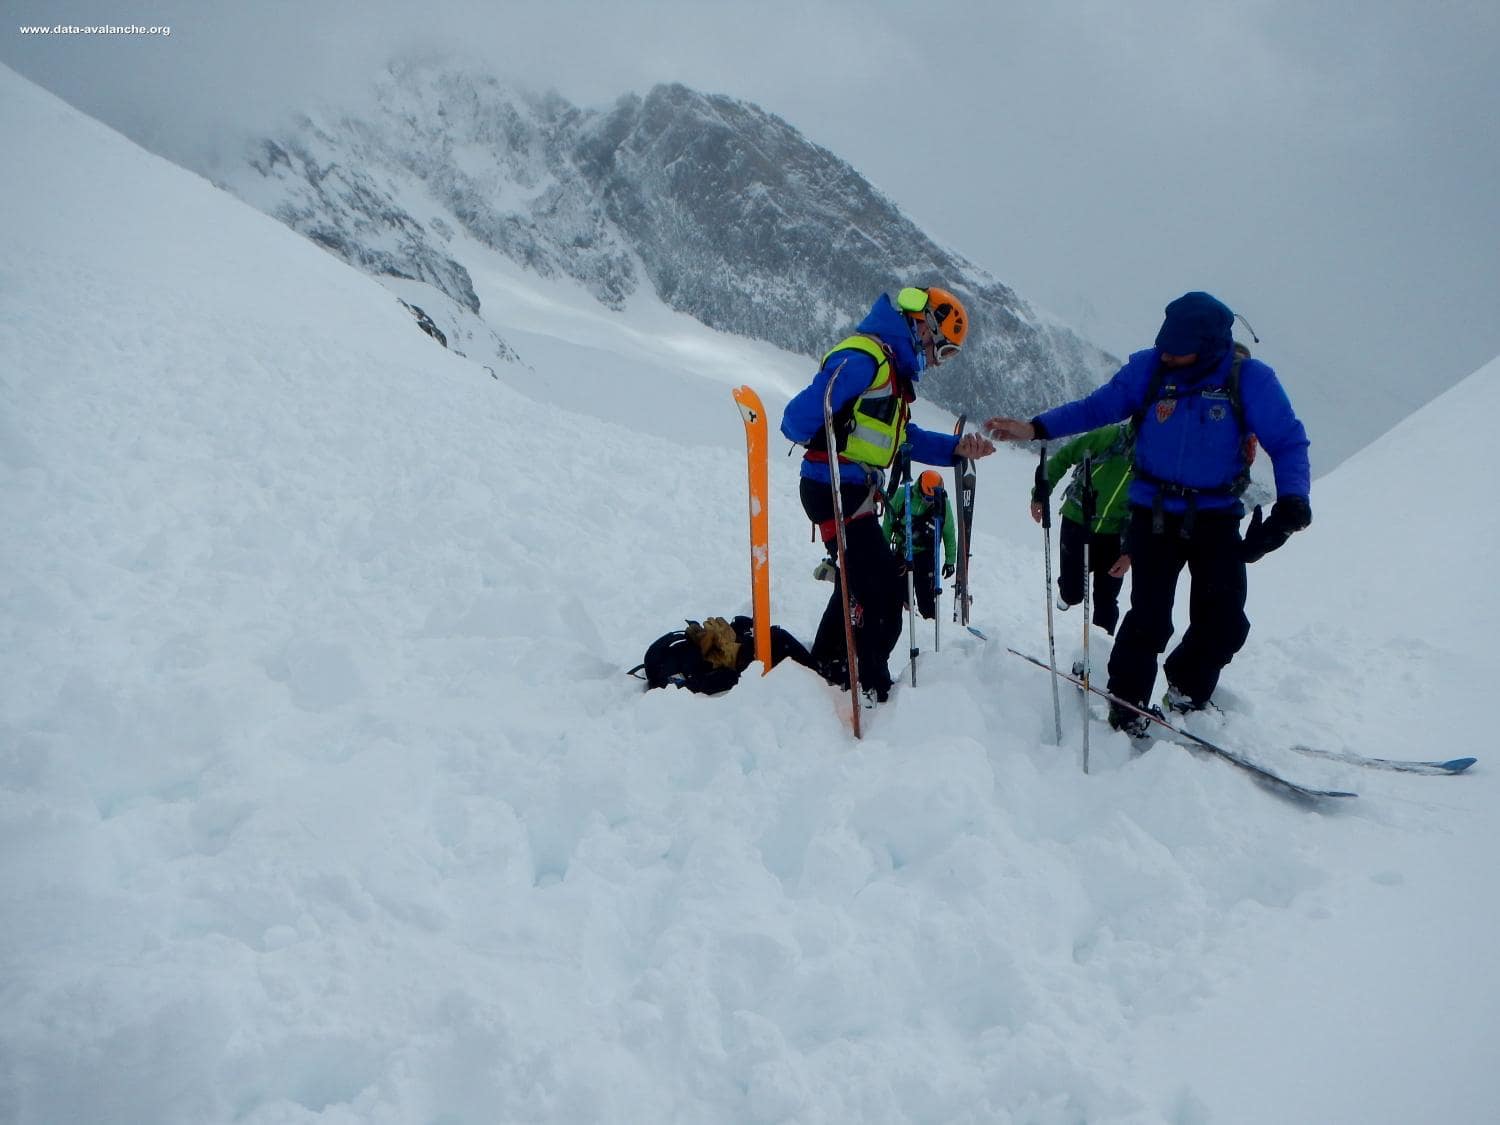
[1034,293,1310,513]
[780,294,961,485]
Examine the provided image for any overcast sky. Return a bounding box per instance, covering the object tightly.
[6,0,1498,468]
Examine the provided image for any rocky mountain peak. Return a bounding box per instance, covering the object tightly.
[220,62,1113,412]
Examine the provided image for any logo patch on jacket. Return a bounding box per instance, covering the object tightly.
[1155,400,1176,423]
[1209,404,1227,421]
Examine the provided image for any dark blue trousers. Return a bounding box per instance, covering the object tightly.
[1107,505,1250,708]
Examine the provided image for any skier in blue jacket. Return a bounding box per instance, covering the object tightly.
[985,291,1311,734]
[782,286,994,701]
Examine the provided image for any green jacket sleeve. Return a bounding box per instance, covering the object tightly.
[942,494,957,564]
[1043,430,1096,495]
[1042,444,1072,496]
[1048,427,1123,492]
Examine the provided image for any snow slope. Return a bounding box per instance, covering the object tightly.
[3,65,1497,1124]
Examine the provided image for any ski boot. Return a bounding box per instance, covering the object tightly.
[1108,702,1156,740]
[1162,683,1219,716]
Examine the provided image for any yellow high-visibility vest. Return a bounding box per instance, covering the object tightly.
[822,334,909,468]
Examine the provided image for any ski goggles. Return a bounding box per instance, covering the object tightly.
[931,339,961,365]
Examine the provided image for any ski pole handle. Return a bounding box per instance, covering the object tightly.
[1035,445,1051,529]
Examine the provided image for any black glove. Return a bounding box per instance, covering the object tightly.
[1241,496,1312,563]
[1274,495,1313,532]
[942,562,955,579]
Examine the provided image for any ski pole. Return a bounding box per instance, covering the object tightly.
[900,452,918,686]
[952,418,966,626]
[932,488,945,653]
[1036,445,1062,744]
[822,365,861,738]
[1080,455,1094,773]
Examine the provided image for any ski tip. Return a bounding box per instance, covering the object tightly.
[1441,757,1478,772]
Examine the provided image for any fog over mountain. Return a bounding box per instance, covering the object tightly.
[214,60,1114,418]
[6,1,1498,479]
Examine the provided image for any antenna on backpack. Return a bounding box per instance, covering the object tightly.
[1233,312,1261,344]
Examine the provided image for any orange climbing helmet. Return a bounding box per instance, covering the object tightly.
[918,469,944,499]
[896,285,968,362]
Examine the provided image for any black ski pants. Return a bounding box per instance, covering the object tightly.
[1057,516,1124,635]
[1106,505,1250,709]
[801,477,905,693]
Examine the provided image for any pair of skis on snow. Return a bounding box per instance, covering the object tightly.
[1019,440,1476,802]
[1005,646,1476,802]
[1024,444,1348,804]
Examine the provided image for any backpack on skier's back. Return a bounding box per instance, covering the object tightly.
[1132,342,1258,497]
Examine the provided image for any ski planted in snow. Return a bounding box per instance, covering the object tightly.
[1005,646,1357,802]
[1286,744,1476,775]
[952,415,976,626]
[732,385,772,673]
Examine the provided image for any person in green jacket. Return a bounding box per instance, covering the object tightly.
[883,469,957,621]
[1030,422,1135,635]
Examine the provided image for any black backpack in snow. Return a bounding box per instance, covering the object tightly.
[630,624,742,694]
[628,616,817,695]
